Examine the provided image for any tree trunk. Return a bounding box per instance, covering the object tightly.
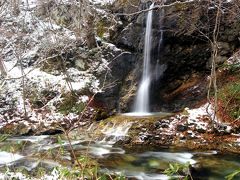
[12,0,20,16]
[77,0,97,48]
[0,56,7,77]
[84,12,97,48]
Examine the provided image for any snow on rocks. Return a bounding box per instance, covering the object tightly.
[0,172,30,180]
[185,104,212,132]
[0,151,24,165]
[90,0,116,6]
[0,167,61,180]
[0,0,110,135]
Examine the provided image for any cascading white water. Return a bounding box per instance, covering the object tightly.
[133,3,154,114]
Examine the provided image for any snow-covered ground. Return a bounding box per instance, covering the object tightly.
[0,0,108,129]
[90,0,116,5]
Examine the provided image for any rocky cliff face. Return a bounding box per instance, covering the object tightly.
[103,0,240,112]
[1,0,239,134]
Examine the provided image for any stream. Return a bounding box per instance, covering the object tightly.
[0,127,240,179]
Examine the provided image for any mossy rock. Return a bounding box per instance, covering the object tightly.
[94,109,108,121]
[58,93,85,115]
[40,56,65,74]
[26,88,58,109]
[96,20,107,39]
[0,123,31,135]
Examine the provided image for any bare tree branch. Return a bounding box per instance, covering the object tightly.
[115,0,195,16]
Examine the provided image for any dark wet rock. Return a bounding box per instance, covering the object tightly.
[186,131,198,140]
[214,124,233,135]
[177,124,188,132]
[179,134,186,140]
[196,128,207,134]
[0,122,31,135]
[113,23,142,51]
[139,134,150,141]
[154,121,161,128]
[94,109,109,121]
[162,119,171,123]
[94,44,136,112]
[153,119,172,129]
[160,123,169,129]
[115,137,131,145]
[153,135,161,140]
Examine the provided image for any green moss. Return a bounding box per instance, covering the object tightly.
[26,88,59,109]
[40,56,63,73]
[58,93,85,115]
[94,109,108,121]
[222,63,240,74]
[218,72,240,120]
[175,3,188,11]
[96,20,106,39]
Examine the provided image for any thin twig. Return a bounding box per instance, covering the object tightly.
[115,0,194,16]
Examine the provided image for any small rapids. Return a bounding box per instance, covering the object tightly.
[0,120,240,179]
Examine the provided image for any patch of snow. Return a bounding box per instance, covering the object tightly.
[186,104,209,120]
[79,95,89,103]
[0,172,30,180]
[186,103,218,130]
[42,168,60,180]
[0,151,24,165]
[26,67,93,92]
[1,61,98,125]
[0,0,105,132]
[90,0,116,5]
[4,61,22,78]
[103,42,122,53]
[187,130,198,138]
[21,0,39,9]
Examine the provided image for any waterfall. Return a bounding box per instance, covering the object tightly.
[133,3,154,114]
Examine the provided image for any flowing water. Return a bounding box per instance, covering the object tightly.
[0,122,239,179]
[133,3,155,114]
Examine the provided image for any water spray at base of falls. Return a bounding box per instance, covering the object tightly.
[133,3,155,115]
